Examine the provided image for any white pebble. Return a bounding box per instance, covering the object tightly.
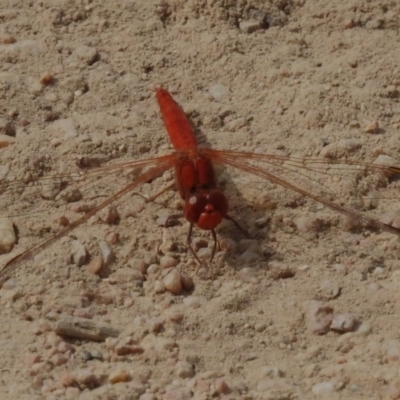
[71,240,87,266]
[303,300,333,335]
[99,240,113,266]
[209,84,228,102]
[160,255,179,269]
[312,381,336,395]
[330,313,358,333]
[163,269,182,295]
[175,361,195,378]
[0,218,16,254]
[183,295,207,308]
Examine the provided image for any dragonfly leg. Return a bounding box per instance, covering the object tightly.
[224,214,250,238]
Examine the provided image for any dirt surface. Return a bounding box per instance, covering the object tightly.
[1,0,400,399]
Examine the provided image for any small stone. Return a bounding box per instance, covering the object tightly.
[239,19,262,33]
[71,240,87,266]
[75,369,97,386]
[0,218,16,255]
[115,342,144,356]
[183,295,207,308]
[373,154,400,178]
[388,341,400,362]
[364,121,380,134]
[160,255,179,269]
[109,267,144,283]
[163,269,182,295]
[2,278,18,290]
[72,45,98,65]
[304,300,333,335]
[108,368,130,384]
[163,389,192,400]
[312,381,336,395]
[239,250,259,264]
[40,72,53,85]
[99,240,114,266]
[0,134,15,147]
[0,34,16,44]
[87,256,103,275]
[0,118,16,136]
[197,247,212,260]
[154,280,166,294]
[50,353,68,366]
[214,378,230,394]
[319,280,341,299]
[175,361,195,378]
[344,19,355,29]
[330,313,358,333]
[148,317,164,333]
[208,84,228,102]
[129,258,149,274]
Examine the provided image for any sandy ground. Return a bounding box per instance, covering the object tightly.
[1,0,400,399]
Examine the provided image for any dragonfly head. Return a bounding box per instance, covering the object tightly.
[184,190,228,230]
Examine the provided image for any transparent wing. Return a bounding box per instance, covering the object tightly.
[0,153,178,276]
[205,148,400,237]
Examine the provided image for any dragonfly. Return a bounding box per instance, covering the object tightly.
[1,87,400,277]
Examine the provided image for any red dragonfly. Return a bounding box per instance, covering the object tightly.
[1,87,400,276]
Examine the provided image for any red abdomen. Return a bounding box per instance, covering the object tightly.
[155,88,197,152]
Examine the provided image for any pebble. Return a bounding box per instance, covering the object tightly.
[208,84,228,102]
[319,280,341,299]
[129,258,149,274]
[294,216,322,233]
[160,255,179,269]
[71,45,98,65]
[108,368,130,384]
[75,368,97,386]
[183,295,207,308]
[0,118,16,136]
[303,300,333,335]
[49,118,78,139]
[40,71,53,85]
[2,278,18,290]
[163,269,183,295]
[0,34,16,44]
[239,250,259,264]
[109,267,144,283]
[154,280,166,294]
[50,353,68,366]
[71,240,88,266]
[387,341,400,362]
[373,154,400,178]
[319,139,361,159]
[192,237,208,252]
[311,381,336,395]
[214,378,230,394]
[99,240,114,266]
[148,317,164,333]
[197,247,212,260]
[0,134,15,147]
[364,120,380,134]
[239,19,262,33]
[175,361,195,378]
[0,218,16,254]
[330,313,358,333]
[87,256,103,275]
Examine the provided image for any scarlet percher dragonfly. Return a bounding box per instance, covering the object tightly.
[1,87,400,276]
